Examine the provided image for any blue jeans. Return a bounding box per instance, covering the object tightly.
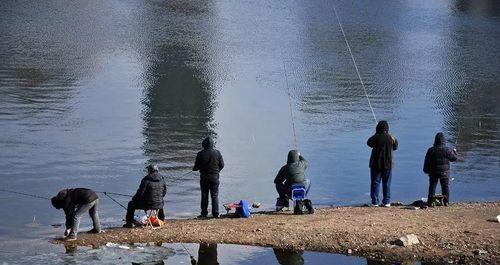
[370,169,392,205]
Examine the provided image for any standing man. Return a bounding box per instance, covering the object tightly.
[367,120,398,207]
[193,137,224,218]
[51,188,101,241]
[423,132,458,206]
[123,164,167,228]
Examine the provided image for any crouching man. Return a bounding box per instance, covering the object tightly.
[123,164,167,228]
[51,188,101,241]
[274,150,310,211]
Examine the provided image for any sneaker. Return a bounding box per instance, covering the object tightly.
[370,204,379,207]
[197,215,208,219]
[382,204,391,207]
[212,215,220,219]
[87,228,101,234]
[122,223,134,228]
[65,236,77,241]
[276,206,284,211]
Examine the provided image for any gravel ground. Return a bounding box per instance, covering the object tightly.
[58,202,500,264]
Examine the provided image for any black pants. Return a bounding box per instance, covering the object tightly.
[200,178,219,217]
[428,174,450,206]
[125,200,165,224]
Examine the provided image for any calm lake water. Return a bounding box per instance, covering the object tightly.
[0,0,499,263]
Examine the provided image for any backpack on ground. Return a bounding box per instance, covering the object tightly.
[235,200,251,218]
[294,199,314,215]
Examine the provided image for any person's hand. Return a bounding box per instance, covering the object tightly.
[64,228,71,237]
[453,148,457,153]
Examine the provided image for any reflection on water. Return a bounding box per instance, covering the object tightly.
[0,0,499,264]
[198,243,219,265]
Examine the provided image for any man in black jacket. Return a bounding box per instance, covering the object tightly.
[51,188,101,240]
[123,164,167,227]
[367,120,398,207]
[274,150,310,210]
[193,137,224,218]
[423,132,458,206]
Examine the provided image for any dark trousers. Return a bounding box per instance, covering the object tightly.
[125,200,165,224]
[200,178,219,217]
[428,173,450,206]
[370,168,392,205]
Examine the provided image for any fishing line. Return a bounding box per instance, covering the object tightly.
[180,243,197,265]
[282,56,300,151]
[331,2,378,124]
[102,192,127,210]
[0,188,50,200]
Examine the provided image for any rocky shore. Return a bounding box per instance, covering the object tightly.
[60,202,500,264]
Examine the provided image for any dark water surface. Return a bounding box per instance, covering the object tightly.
[0,0,499,263]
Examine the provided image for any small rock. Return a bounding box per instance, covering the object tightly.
[347,249,352,254]
[393,234,419,247]
[497,215,500,223]
[473,249,487,255]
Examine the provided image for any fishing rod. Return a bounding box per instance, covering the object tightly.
[281,54,300,151]
[180,242,197,265]
[102,192,127,210]
[0,188,50,200]
[331,2,378,125]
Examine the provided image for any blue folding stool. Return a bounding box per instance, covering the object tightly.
[291,183,306,207]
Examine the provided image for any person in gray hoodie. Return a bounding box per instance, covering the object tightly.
[274,150,310,210]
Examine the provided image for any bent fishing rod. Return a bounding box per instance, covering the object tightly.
[0,188,50,200]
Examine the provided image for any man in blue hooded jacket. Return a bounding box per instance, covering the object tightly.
[423,132,458,206]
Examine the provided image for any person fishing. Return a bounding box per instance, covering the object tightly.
[51,188,101,241]
[274,150,310,211]
[367,120,398,207]
[423,132,458,206]
[123,163,167,228]
[193,137,224,218]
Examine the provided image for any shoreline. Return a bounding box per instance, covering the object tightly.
[60,202,499,264]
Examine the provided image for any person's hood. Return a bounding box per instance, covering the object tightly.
[51,189,68,209]
[376,120,389,133]
[145,172,163,182]
[434,132,445,146]
[287,150,300,163]
[202,137,214,150]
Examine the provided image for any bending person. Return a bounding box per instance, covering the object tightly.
[274,150,310,211]
[51,188,101,241]
[423,132,458,206]
[123,163,167,228]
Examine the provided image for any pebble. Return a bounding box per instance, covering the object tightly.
[473,249,487,255]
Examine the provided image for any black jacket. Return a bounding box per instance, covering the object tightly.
[274,150,308,186]
[51,188,98,229]
[423,132,458,176]
[193,137,224,182]
[132,172,167,209]
[367,120,398,170]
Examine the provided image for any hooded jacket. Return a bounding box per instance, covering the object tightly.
[132,171,167,209]
[51,188,98,229]
[423,132,458,175]
[274,150,308,186]
[367,120,398,170]
[193,137,224,182]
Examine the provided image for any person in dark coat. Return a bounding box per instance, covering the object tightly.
[423,132,458,206]
[197,243,219,265]
[274,150,310,211]
[51,188,101,240]
[367,120,398,207]
[193,137,224,218]
[124,164,167,227]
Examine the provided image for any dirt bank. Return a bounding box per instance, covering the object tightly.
[60,202,500,264]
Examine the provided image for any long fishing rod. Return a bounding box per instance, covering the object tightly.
[180,243,197,265]
[0,188,50,200]
[331,2,378,124]
[282,56,300,151]
[102,192,127,210]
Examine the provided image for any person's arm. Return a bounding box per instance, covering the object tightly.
[218,151,224,171]
[299,155,308,170]
[423,148,431,174]
[64,204,74,229]
[193,152,201,171]
[367,135,376,148]
[274,167,286,184]
[447,147,458,162]
[392,135,398,151]
[133,179,147,200]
